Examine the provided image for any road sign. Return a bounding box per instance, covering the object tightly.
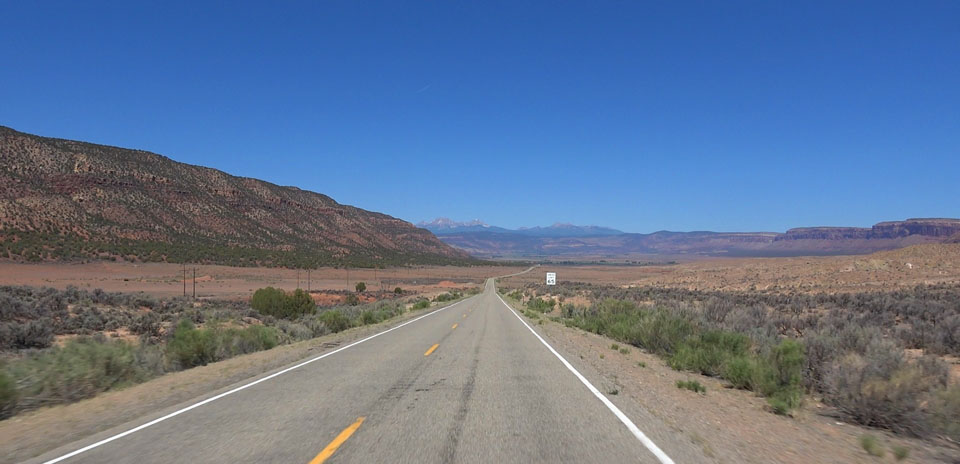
[546,272,556,285]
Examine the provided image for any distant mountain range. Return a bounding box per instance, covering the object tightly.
[418,217,960,258]
[417,218,623,237]
[0,126,473,267]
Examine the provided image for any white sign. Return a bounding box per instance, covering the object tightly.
[546,272,556,285]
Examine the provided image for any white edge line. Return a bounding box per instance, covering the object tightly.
[495,292,675,464]
[42,298,471,464]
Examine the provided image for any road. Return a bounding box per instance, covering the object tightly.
[30,279,688,464]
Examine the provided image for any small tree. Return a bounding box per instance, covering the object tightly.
[394,287,403,294]
[355,282,366,293]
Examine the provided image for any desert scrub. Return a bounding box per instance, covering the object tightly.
[824,339,948,436]
[929,385,960,441]
[5,337,156,414]
[0,289,417,421]
[166,320,279,369]
[316,309,352,333]
[526,297,555,313]
[859,434,884,457]
[676,380,706,393]
[0,369,16,419]
[411,299,431,310]
[434,291,462,302]
[891,445,909,461]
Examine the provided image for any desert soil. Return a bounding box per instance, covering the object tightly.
[0,261,517,299]
[502,244,960,293]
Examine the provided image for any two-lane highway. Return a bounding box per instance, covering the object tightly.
[30,279,681,463]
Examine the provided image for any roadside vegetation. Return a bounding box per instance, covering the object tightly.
[0,284,471,420]
[500,281,960,439]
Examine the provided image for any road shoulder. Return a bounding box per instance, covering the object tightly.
[499,296,960,463]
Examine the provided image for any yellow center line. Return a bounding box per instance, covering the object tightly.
[309,416,365,464]
[452,323,458,329]
[424,343,439,356]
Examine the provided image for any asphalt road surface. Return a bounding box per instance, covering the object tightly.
[30,279,690,464]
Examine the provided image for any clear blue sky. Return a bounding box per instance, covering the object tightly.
[2,1,957,233]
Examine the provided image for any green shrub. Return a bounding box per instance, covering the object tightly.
[251,287,315,319]
[566,303,693,356]
[218,325,278,357]
[767,387,803,415]
[251,287,285,314]
[166,320,218,368]
[7,337,149,410]
[355,282,366,293]
[166,320,279,369]
[527,297,555,313]
[930,385,960,441]
[0,369,17,419]
[759,339,805,413]
[394,287,403,294]
[318,310,352,333]
[284,289,316,318]
[411,299,431,310]
[767,397,791,415]
[723,356,757,390]
[892,445,909,461]
[676,380,706,393]
[859,434,884,457]
[434,292,461,302]
[669,331,750,376]
[633,310,694,355]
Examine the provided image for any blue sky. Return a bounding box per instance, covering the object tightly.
[2,1,957,233]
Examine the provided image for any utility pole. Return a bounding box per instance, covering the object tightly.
[182,263,186,297]
[297,269,301,289]
[192,268,196,298]
[307,269,311,293]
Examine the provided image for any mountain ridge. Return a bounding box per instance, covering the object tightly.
[426,218,960,258]
[0,126,473,267]
[418,218,623,237]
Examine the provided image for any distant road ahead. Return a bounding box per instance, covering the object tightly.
[32,279,679,464]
